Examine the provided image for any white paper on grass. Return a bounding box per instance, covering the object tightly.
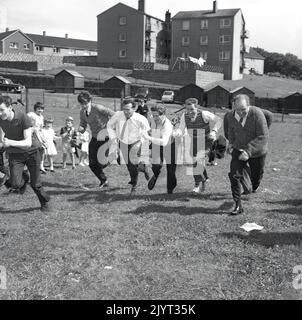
[240,223,264,232]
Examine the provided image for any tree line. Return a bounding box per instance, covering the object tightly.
[253,47,302,80]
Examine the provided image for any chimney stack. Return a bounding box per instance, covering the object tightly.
[5,27,9,32]
[165,10,171,23]
[43,31,46,36]
[138,0,145,13]
[65,34,68,39]
[213,1,218,13]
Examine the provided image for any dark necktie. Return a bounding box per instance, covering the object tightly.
[86,110,89,117]
[239,116,245,125]
[120,119,129,141]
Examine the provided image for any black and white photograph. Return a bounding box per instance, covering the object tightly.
[0,0,301,304]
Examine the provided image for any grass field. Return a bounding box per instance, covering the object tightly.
[0,103,301,300]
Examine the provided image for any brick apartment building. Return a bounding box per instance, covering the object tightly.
[171,1,248,80]
[97,0,171,65]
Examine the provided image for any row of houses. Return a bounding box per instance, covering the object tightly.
[0,0,265,80]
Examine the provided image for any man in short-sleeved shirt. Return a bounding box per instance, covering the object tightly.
[0,95,50,211]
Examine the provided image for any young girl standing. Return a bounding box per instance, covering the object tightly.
[42,117,58,172]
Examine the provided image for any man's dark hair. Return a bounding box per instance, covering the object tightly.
[78,91,92,104]
[151,104,166,115]
[0,95,13,107]
[34,102,44,111]
[122,98,135,108]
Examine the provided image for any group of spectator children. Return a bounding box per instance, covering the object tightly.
[27,102,90,173]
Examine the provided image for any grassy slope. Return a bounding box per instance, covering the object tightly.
[0,106,301,300]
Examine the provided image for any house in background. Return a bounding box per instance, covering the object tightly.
[97,0,171,65]
[0,29,97,56]
[0,29,34,54]
[171,1,248,80]
[243,47,265,75]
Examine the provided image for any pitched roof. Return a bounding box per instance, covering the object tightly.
[0,29,34,43]
[230,86,254,94]
[97,2,163,22]
[205,85,230,93]
[107,76,131,84]
[0,30,17,41]
[173,9,240,19]
[56,69,84,78]
[244,48,265,60]
[26,33,97,50]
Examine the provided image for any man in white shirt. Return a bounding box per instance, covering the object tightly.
[107,98,151,194]
[143,104,177,194]
[173,98,222,194]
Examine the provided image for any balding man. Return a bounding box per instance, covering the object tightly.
[224,94,269,215]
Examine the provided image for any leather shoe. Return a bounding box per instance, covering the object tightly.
[148,175,158,190]
[229,201,244,216]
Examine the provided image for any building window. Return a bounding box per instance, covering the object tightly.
[181,52,189,59]
[182,20,190,30]
[69,49,76,54]
[35,46,44,52]
[53,47,60,53]
[200,20,208,29]
[119,16,127,25]
[200,36,208,45]
[119,49,126,58]
[9,42,18,49]
[219,35,232,44]
[182,36,190,46]
[24,43,30,50]
[119,33,127,42]
[219,51,231,61]
[200,52,208,61]
[220,19,232,28]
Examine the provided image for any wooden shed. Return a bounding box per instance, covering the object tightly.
[179,83,205,105]
[278,92,302,114]
[206,85,230,109]
[55,69,84,93]
[103,76,131,98]
[230,87,255,106]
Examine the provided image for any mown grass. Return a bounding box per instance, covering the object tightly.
[0,103,301,300]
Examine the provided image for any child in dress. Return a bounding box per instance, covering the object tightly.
[42,117,59,172]
[27,102,47,173]
[78,130,90,167]
[60,117,77,169]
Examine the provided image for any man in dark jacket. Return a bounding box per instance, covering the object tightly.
[224,94,269,215]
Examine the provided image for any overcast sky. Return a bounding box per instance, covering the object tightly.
[0,0,301,58]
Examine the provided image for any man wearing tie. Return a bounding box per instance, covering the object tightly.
[107,98,151,194]
[224,94,269,215]
[78,92,115,189]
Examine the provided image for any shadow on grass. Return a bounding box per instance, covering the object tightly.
[0,207,40,214]
[124,201,234,216]
[266,199,302,216]
[221,232,302,248]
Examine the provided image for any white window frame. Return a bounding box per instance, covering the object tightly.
[119,49,127,58]
[200,35,208,45]
[219,51,231,61]
[53,47,60,53]
[69,49,76,54]
[9,42,18,49]
[24,43,30,50]
[220,19,232,28]
[200,52,208,61]
[119,16,127,25]
[119,33,127,42]
[182,20,190,31]
[182,36,190,46]
[219,35,231,44]
[200,20,208,29]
